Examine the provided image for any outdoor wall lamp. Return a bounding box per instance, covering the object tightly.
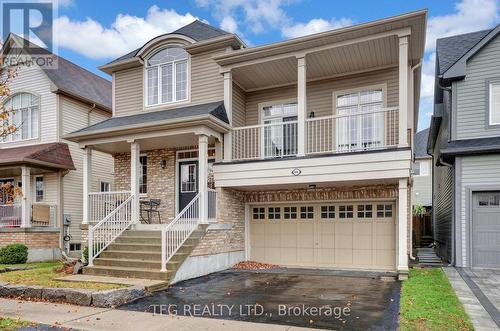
[160,160,167,169]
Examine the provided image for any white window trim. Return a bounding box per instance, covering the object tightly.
[413,159,429,177]
[139,153,148,197]
[34,175,44,202]
[489,81,500,125]
[143,45,191,109]
[99,181,111,192]
[0,92,41,144]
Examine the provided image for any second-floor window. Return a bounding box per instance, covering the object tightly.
[413,160,429,176]
[146,47,188,106]
[261,102,298,158]
[1,93,39,142]
[490,82,500,125]
[336,89,384,151]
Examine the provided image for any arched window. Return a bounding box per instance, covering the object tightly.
[2,93,39,142]
[146,47,188,106]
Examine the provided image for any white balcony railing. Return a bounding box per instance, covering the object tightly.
[88,191,132,224]
[231,108,399,161]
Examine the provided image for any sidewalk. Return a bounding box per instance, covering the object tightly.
[0,298,315,331]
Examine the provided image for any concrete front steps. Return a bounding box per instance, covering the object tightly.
[83,226,206,282]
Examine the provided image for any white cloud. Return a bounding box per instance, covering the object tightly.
[426,0,499,51]
[220,16,238,33]
[54,6,198,59]
[282,17,354,39]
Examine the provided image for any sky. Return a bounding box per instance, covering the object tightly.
[23,0,500,130]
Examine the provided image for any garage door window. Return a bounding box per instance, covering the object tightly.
[477,193,500,207]
[300,206,314,219]
[357,204,373,218]
[339,205,354,218]
[268,207,281,220]
[377,204,393,218]
[284,207,297,219]
[321,206,335,219]
[253,207,265,219]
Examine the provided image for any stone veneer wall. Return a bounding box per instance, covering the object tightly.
[114,149,177,223]
[190,188,246,256]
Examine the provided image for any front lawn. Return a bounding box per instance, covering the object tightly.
[0,262,123,290]
[0,317,31,331]
[0,261,60,270]
[400,268,473,331]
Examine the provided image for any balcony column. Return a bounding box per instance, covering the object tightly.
[130,141,141,224]
[397,178,409,274]
[20,166,31,228]
[297,55,307,156]
[82,147,92,225]
[398,35,409,147]
[223,71,233,162]
[198,134,209,223]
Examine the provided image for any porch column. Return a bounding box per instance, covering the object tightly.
[130,141,140,224]
[398,36,409,147]
[198,134,209,223]
[82,147,92,225]
[297,55,306,156]
[20,166,31,228]
[223,71,233,162]
[398,178,409,273]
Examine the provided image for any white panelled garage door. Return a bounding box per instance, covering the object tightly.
[472,192,500,268]
[250,202,396,270]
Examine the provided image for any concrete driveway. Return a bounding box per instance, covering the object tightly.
[119,269,401,330]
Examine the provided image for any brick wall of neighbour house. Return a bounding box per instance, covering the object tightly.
[0,231,60,249]
[190,188,246,256]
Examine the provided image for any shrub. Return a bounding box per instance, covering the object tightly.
[82,243,105,264]
[0,244,28,264]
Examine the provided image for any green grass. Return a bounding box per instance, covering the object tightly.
[0,317,31,331]
[400,268,474,331]
[0,262,123,290]
[0,261,60,270]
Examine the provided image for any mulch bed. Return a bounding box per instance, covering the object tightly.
[232,261,279,270]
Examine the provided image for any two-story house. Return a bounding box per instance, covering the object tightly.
[428,25,500,268]
[66,11,426,282]
[0,34,114,261]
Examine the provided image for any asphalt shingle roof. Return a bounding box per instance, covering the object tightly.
[415,128,430,158]
[0,142,75,169]
[436,29,491,75]
[69,101,228,136]
[106,20,230,65]
[10,34,112,110]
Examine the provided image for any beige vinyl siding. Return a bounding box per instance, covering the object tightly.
[244,67,399,125]
[190,49,225,105]
[114,66,143,117]
[456,34,500,139]
[458,154,500,266]
[1,64,58,146]
[232,83,246,127]
[412,158,432,206]
[60,96,113,243]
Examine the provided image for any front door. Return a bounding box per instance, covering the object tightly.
[179,161,198,211]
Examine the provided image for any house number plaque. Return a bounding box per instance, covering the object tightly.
[291,168,301,176]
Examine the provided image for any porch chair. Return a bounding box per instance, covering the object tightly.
[140,199,161,224]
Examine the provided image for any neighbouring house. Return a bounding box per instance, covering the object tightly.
[412,128,432,247]
[66,11,426,282]
[428,25,500,268]
[0,34,114,261]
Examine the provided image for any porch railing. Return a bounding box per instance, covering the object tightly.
[0,203,57,228]
[88,195,134,266]
[0,204,21,228]
[161,193,200,272]
[208,188,217,222]
[88,191,132,224]
[231,108,398,160]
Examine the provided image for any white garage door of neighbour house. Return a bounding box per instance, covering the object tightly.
[472,192,500,268]
[250,202,396,270]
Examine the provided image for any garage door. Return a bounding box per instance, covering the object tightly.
[250,202,396,270]
[472,192,500,268]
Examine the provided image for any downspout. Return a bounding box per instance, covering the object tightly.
[87,103,96,126]
[408,61,422,261]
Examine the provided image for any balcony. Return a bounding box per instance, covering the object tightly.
[231,107,399,161]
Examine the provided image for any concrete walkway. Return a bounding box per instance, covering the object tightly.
[0,298,316,331]
[444,268,498,331]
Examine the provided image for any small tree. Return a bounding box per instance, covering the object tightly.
[413,204,426,218]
